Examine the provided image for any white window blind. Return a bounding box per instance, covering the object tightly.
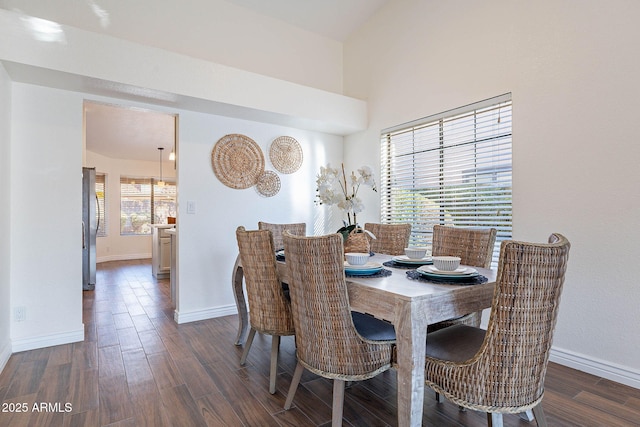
[152,180,177,225]
[120,177,176,235]
[95,173,106,237]
[380,94,512,264]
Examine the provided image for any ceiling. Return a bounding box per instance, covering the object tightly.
[85,101,176,162]
[1,0,389,43]
[63,1,390,162]
[223,0,389,41]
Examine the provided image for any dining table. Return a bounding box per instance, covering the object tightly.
[232,252,496,427]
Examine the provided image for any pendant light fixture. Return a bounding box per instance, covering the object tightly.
[157,147,165,187]
[169,147,176,161]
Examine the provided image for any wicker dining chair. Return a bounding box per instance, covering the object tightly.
[235,226,295,394]
[258,221,306,251]
[427,225,497,333]
[282,231,396,427]
[364,222,412,255]
[424,233,571,427]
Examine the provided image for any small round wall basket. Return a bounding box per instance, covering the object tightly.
[269,136,303,174]
[255,170,281,197]
[211,134,265,189]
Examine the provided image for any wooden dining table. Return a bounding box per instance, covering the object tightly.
[232,253,496,427]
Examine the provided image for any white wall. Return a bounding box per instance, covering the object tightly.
[175,110,343,322]
[0,0,343,94]
[0,8,365,136]
[344,0,640,386]
[9,83,84,351]
[7,83,345,346]
[0,63,11,369]
[86,150,177,262]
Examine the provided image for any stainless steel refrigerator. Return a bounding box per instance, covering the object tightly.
[82,167,98,291]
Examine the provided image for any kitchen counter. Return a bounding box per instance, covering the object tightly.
[151,224,175,278]
[165,227,177,304]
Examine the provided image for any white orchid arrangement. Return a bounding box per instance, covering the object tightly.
[315,163,377,227]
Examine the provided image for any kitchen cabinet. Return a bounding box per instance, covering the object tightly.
[166,228,177,304]
[152,224,174,278]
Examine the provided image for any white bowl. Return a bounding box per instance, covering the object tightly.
[345,252,370,266]
[404,247,428,260]
[432,256,461,271]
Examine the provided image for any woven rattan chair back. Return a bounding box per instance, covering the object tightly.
[258,221,306,251]
[236,227,294,335]
[283,231,395,426]
[428,225,498,332]
[431,225,497,269]
[425,233,571,419]
[364,223,412,255]
[236,226,294,394]
[282,231,393,379]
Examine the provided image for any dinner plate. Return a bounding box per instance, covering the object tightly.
[392,255,433,264]
[345,268,383,276]
[417,265,478,277]
[344,261,383,276]
[344,261,382,270]
[421,265,477,275]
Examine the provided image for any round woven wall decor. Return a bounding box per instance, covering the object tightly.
[255,170,281,197]
[269,136,303,174]
[211,134,265,189]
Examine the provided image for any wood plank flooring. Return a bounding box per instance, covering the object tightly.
[1,258,639,426]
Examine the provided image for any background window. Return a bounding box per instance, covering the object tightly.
[96,173,106,237]
[120,177,176,235]
[380,94,512,264]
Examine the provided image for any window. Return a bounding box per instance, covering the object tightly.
[96,173,106,237]
[380,94,512,264]
[120,177,176,235]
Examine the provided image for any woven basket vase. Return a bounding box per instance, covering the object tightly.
[343,228,370,254]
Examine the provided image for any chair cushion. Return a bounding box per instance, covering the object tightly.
[352,312,396,341]
[426,324,486,362]
[281,283,290,300]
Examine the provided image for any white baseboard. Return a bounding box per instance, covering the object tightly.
[0,339,11,373]
[97,253,151,263]
[550,346,640,389]
[12,327,85,353]
[173,304,237,324]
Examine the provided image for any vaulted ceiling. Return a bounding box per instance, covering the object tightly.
[3,0,390,161]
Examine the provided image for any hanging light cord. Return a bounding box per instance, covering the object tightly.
[158,147,165,186]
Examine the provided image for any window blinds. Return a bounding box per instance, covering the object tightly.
[95,173,106,237]
[380,94,512,263]
[120,177,177,235]
[120,177,152,235]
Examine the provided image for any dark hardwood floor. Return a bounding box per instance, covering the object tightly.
[1,259,639,426]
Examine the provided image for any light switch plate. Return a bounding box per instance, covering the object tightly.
[187,200,196,214]
[14,306,26,322]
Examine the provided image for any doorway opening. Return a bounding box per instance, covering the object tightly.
[82,100,178,307]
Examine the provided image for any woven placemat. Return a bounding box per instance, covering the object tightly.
[405,270,488,286]
[256,170,281,197]
[346,268,392,278]
[211,134,264,189]
[383,260,433,269]
[270,136,303,174]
